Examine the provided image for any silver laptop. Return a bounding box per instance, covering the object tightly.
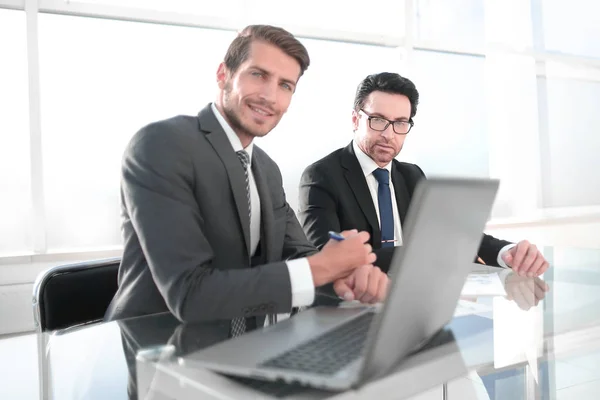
[181,177,499,391]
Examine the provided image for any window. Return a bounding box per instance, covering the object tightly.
[38,13,236,250]
[415,0,484,50]
[63,0,242,18]
[543,64,600,207]
[0,9,31,255]
[243,0,406,41]
[485,55,538,217]
[404,50,488,178]
[542,0,600,58]
[485,0,533,51]
[66,0,405,44]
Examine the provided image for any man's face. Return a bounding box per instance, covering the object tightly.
[217,40,300,141]
[352,91,412,167]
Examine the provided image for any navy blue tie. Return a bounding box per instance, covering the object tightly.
[372,168,394,248]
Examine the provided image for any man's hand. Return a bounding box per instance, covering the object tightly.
[307,230,376,287]
[505,273,550,311]
[333,265,390,304]
[501,240,549,277]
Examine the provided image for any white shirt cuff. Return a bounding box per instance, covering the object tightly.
[286,258,315,307]
[497,243,517,268]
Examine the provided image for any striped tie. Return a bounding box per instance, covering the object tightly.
[230,150,251,337]
[236,150,251,222]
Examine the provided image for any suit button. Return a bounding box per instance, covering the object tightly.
[259,304,267,311]
[243,307,251,315]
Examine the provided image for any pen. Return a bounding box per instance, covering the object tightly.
[330,231,398,244]
[328,231,345,241]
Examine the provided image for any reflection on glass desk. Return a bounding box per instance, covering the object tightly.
[36,246,600,400]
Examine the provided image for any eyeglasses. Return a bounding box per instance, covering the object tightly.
[359,109,413,135]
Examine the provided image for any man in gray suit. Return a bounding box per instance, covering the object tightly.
[105,25,389,338]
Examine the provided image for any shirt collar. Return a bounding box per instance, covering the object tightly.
[211,103,254,164]
[352,139,392,178]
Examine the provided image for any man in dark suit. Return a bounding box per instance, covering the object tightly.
[298,72,549,277]
[105,25,389,336]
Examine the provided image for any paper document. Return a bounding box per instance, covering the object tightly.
[461,273,506,296]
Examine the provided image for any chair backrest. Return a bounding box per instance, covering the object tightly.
[33,257,121,333]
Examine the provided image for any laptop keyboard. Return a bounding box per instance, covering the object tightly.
[260,311,375,375]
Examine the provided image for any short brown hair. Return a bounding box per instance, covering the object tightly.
[224,25,310,78]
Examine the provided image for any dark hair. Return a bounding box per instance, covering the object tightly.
[224,25,310,78]
[353,72,419,121]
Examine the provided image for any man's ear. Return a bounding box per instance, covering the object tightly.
[351,109,360,131]
[216,62,229,89]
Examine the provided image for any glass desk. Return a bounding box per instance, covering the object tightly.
[35,246,600,399]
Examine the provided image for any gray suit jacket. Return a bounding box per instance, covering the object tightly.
[105,104,317,327]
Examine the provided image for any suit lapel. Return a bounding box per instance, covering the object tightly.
[198,105,251,256]
[251,153,276,262]
[341,143,381,245]
[391,161,410,225]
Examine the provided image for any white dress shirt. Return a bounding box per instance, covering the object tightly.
[211,104,314,307]
[352,140,515,267]
[352,140,403,246]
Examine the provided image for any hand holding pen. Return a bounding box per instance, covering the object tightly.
[326,231,390,303]
[306,229,375,287]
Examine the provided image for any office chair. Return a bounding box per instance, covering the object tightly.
[33,257,121,400]
[32,257,121,333]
